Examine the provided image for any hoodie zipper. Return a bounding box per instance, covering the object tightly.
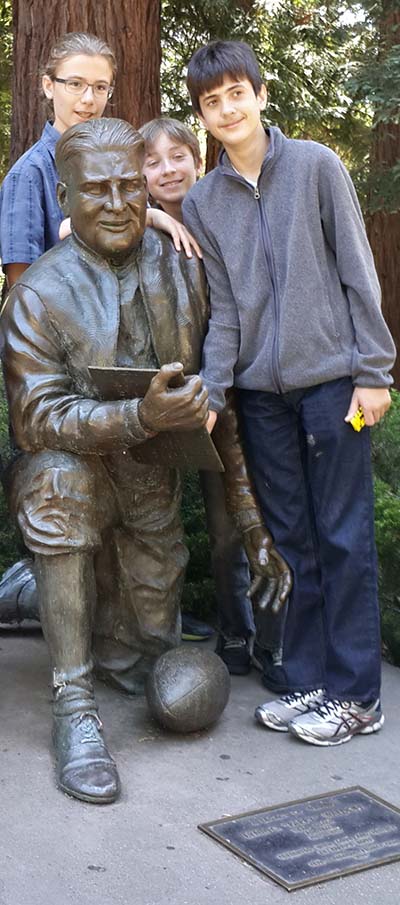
[221,165,283,394]
[253,181,283,393]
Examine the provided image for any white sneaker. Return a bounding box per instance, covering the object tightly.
[254,689,326,732]
[288,697,384,746]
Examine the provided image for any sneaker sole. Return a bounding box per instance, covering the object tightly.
[181,633,212,642]
[226,664,251,676]
[254,709,289,732]
[289,713,385,747]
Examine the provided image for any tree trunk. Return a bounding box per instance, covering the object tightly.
[366,4,400,388]
[367,155,400,390]
[10,0,161,164]
[205,133,221,173]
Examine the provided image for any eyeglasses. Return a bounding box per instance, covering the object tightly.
[53,77,114,100]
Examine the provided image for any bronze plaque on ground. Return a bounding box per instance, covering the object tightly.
[199,787,400,891]
[89,366,223,472]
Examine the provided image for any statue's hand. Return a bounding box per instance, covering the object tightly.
[242,525,292,614]
[139,362,209,433]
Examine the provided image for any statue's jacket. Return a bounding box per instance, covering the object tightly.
[1,228,262,524]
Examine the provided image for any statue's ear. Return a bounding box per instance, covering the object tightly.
[57,182,69,215]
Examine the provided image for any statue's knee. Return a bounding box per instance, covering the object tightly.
[12,451,100,555]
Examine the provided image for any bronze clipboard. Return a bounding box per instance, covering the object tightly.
[88,366,224,472]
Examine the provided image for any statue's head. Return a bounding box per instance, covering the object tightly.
[56,118,147,262]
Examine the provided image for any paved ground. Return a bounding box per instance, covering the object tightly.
[1,628,399,905]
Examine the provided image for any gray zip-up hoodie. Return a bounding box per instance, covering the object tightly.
[183,126,396,411]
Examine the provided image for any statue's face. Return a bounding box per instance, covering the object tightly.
[65,145,147,260]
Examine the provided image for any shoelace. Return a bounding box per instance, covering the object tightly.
[281,689,323,707]
[314,699,352,718]
[72,712,103,742]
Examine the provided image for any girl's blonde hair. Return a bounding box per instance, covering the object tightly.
[42,32,116,114]
[42,31,116,80]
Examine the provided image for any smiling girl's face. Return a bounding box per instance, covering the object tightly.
[42,53,113,134]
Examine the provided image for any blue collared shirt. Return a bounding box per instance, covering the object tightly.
[0,122,63,267]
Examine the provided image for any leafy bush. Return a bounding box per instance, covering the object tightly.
[180,471,216,623]
[0,375,21,573]
[371,388,400,491]
[372,390,400,665]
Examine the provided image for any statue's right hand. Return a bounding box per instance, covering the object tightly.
[138,362,209,433]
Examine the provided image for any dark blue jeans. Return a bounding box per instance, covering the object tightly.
[199,471,254,639]
[238,377,381,702]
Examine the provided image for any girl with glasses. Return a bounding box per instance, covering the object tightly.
[0,32,116,289]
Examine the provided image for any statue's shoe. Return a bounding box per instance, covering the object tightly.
[95,664,146,695]
[53,711,120,804]
[94,655,157,696]
[0,557,40,625]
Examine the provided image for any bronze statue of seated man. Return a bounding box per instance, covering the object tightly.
[1,118,290,804]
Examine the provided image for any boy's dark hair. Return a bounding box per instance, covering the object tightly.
[187,40,263,114]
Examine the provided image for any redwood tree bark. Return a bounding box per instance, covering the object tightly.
[367,139,400,389]
[366,4,400,388]
[205,133,221,173]
[10,0,161,164]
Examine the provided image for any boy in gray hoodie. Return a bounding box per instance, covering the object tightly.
[182,39,396,747]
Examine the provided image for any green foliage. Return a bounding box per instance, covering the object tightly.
[374,478,400,664]
[0,482,19,575]
[161,0,263,123]
[180,470,216,621]
[0,373,21,574]
[350,0,400,126]
[347,0,400,211]
[372,390,400,665]
[371,387,400,489]
[0,0,12,181]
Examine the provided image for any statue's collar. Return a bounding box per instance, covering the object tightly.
[70,228,141,271]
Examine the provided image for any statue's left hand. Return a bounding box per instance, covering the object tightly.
[242,525,292,614]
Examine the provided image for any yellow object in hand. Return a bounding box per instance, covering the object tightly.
[350,407,365,432]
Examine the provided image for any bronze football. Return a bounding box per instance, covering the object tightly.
[145,646,230,733]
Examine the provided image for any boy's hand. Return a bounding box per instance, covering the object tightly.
[345,387,391,427]
[146,209,202,258]
[59,217,71,240]
[206,410,217,433]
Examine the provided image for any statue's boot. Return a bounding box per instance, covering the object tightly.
[35,553,120,804]
[0,557,40,625]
